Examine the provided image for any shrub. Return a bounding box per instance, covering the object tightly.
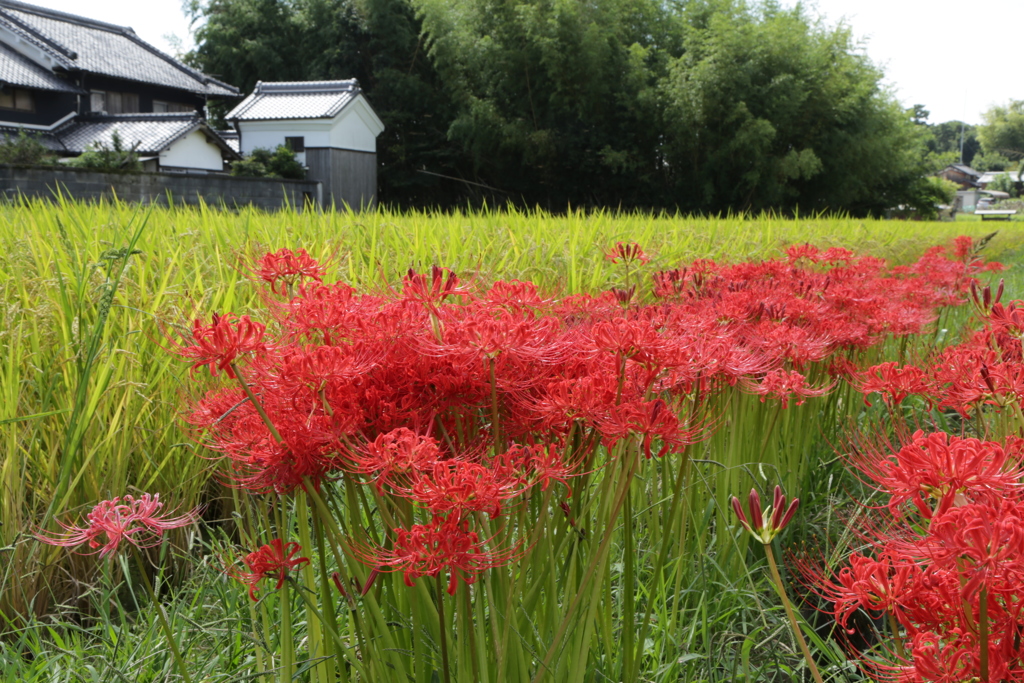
[67,131,141,173]
[0,129,58,166]
[230,145,305,180]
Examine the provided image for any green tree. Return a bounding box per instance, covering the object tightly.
[978,100,1024,179]
[658,1,925,214]
[926,120,979,167]
[190,0,938,213]
[414,0,680,207]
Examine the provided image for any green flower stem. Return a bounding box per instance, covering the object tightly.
[437,572,452,683]
[230,362,283,444]
[763,543,823,683]
[295,494,328,683]
[887,611,907,661]
[621,481,635,677]
[279,581,294,683]
[312,513,346,683]
[289,578,369,680]
[129,545,192,683]
[980,587,989,682]
[631,445,691,680]
[303,477,410,680]
[530,444,640,683]
[497,486,553,678]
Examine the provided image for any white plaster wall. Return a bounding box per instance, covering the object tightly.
[159,129,225,171]
[238,120,332,158]
[328,99,383,153]
[237,95,384,155]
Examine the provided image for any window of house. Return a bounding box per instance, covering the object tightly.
[90,90,140,114]
[285,136,305,152]
[0,87,35,111]
[153,100,195,113]
[121,93,139,113]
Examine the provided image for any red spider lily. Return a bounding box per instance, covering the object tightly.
[744,369,833,408]
[852,362,932,408]
[365,515,519,595]
[37,494,197,558]
[599,398,700,459]
[409,459,528,518]
[786,243,821,264]
[256,248,325,295]
[988,300,1024,335]
[731,485,799,544]
[604,241,649,265]
[176,313,267,378]
[230,538,310,601]
[346,428,442,493]
[921,500,1024,600]
[803,551,922,631]
[402,266,465,304]
[515,442,585,497]
[845,430,1024,519]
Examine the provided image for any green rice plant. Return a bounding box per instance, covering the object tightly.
[1,198,1021,681]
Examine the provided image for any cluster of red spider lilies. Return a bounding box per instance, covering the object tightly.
[39,235,1020,681]
[799,274,1024,683]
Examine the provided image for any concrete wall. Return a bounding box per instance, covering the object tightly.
[305,147,376,210]
[0,165,321,211]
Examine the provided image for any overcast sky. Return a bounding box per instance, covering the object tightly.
[24,0,1023,125]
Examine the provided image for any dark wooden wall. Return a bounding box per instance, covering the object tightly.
[305,147,376,210]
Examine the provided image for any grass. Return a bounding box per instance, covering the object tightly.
[1,198,1022,681]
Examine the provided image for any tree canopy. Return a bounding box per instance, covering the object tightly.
[188,0,933,214]
[978,100,1024,177]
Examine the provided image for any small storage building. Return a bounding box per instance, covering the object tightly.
[226,80,384,210]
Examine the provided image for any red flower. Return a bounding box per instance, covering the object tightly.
[177,313,267,378]
[256,248,325,295]
[745,369,833,408]
[37,494,197,558]
[367,516,518,595]
[409,459,527,518]
[231,539,310,601]
[852,362,931,407]
[604,241,649,265]
[847,431,1024,519]
[812,551,921,630]
[346,428,442,493]
[730,485,799,544]
[402,266,465,304]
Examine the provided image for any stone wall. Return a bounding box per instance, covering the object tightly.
[0,165,322,211]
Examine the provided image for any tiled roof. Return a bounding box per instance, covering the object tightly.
[217,129,239,154]
[0,0,239,97]
[949,164,981,177]
[0,40,81,92]
[226,80,360,121]
[53,112,237,156]
[0,125,62,150]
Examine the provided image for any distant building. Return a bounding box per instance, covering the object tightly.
[937,164,982,189]
[226,80,384,209]
[977,170,1023,189]
[0,0,239,171]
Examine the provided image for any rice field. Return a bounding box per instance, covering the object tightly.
[1,199,1022,682]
